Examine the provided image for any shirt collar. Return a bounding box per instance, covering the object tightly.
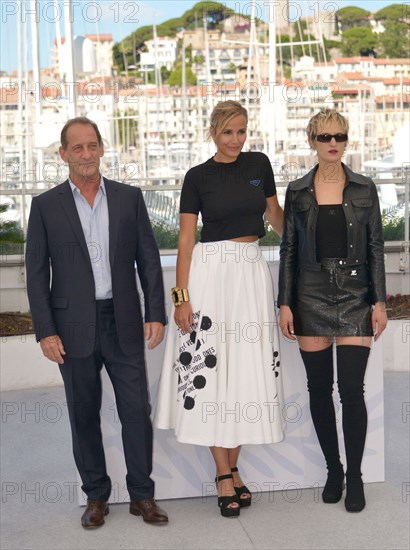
[69,176,106,196]
[291,162,371,191]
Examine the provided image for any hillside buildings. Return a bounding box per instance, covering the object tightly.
[0,7,409,185]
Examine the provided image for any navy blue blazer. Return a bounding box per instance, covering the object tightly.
[26,178,166,358]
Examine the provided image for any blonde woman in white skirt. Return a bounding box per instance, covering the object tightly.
[155,100,285,517]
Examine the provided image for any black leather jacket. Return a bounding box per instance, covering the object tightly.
[278,163,386,306]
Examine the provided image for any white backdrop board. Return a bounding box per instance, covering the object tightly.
[77,260,384,504]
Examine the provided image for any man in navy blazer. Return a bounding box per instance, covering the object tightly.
[26,117,168,528]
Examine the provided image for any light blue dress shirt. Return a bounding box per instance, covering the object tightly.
[69,177,112,299]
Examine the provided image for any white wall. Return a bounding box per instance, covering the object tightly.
[1,247,408,314]
[1,261,408,395]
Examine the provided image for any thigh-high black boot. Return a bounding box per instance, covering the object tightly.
[337,345,370,513]
[300,347,345,503]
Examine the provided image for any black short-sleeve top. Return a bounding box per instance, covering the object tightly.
[180,151,276,242]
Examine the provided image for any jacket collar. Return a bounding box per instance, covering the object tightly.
[290,163,371,191]
[58,180,90,265]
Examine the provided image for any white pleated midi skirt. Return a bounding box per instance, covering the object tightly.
[154,241,285,447]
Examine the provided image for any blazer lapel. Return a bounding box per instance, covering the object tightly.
[58,180,91,266]
[104,178,120,267]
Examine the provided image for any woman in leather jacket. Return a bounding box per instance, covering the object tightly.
[278,108,388,513]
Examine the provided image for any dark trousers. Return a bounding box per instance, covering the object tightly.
[59,299,154,501]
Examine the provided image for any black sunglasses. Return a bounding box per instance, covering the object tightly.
[315,133,348,143]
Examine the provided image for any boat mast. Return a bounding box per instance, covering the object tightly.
[63,0,77,118]
[23,0,32,224]
[153,23,171,171]
[54,0,64,101]
[268,1,277,161]
[182,39,187,168]
[246,0,256,110]
[17,4,24,175]
[29,0,41,120]
[203,12,212,139]
[29,0,43,193]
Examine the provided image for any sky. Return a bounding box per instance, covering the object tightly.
[0,0,398,74]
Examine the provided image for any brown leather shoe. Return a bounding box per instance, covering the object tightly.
[129,498,168,525]
[81,499,109,529]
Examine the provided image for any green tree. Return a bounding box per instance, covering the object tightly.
[324,37,343,52]
[185,44,193,63]
[183,2,235,29]
[113,43,122,70]
[160,65,171,84]
[278,34,303,64]
[292,18,307,39]
[340,27,377,56]
[374,4,407,21]
[193,54,205,65]
[113,2,236,71]
[382,204,409,241]
[378,20,410,58]
[169,63,197,86]
[336,7,370,30]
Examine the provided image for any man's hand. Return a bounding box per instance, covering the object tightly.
[40,335,66,364]
[144,322,164,350]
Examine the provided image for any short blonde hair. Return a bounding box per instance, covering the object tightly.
[208,100,248,140]
[306,108,349,146]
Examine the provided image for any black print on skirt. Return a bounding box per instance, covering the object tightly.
[173,311,217,411]
[271,350,280,399]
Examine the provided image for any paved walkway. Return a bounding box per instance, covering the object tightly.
[1,372,409,550]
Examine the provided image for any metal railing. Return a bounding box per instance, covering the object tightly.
[1,177,409,243]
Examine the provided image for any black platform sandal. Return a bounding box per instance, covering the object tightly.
[231,467,252,508]
[215,473,240,517]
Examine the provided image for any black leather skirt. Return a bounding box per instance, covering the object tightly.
[293,259,373,337]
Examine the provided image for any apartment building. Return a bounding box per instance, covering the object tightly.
[140,37,178,72]
[335,57,410,78]
[54,34,114,79]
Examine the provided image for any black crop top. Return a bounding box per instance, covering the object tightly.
[316,204,347,261]
[180,152,277,242]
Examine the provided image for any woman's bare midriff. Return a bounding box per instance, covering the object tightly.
[230,236,259,242]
